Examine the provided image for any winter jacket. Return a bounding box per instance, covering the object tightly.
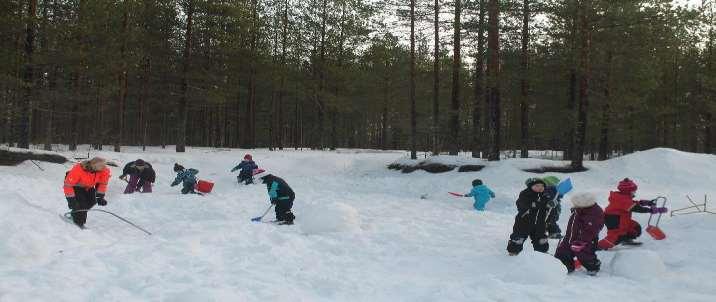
[231,160,258,175]
[263,175,295,202]
[465,185,495,210]
[543,186,563,207]
[121,161,156,183]
[63,163,111,197]
[562,204,604,245]
[604,191,651,230]
[171,168,199,187]
[513,188,550,234]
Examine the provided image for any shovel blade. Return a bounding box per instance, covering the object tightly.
[646,225,666,240]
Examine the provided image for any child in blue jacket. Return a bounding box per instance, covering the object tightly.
[231,154,259,185]
[171,163,199,194]
[464,179,496,211]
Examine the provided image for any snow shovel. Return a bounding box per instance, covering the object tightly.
[448,192,464,197]
[646,197,667,240]
[251,204,274,222]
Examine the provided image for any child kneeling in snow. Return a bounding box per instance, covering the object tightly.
[597,178,667,250]
[463,179,495,211]
[231,154,259,185]
[507,178,550,255]
[171,163,199,194]
[258,171,296,225]
[554,192,604,275]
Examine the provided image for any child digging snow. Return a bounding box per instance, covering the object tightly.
[543,176,564,239]
[231,154,259,185]
[554,192,604,275]
[507,178,550,255]
[597,178,668,250]
[257,171,296,225]
[171,163,199,194]
[463,179,495,211]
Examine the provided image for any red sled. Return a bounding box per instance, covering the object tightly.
[252,168,266,176]
[196,180,214,193]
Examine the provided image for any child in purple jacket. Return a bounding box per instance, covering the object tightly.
[554,192,605,275]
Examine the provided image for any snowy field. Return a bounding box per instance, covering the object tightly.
[1,146,715,302]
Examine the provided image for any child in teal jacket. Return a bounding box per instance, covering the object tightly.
[464,179,495,211]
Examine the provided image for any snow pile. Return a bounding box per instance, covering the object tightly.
[609,250,667,280]
[300,202,361,234]
[488,252,567,285]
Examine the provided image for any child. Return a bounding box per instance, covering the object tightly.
[257,171,296,225]
[231,154,259,185]
[170,163,199,194]
[543,176,564,239]
[63,157,111,228]
[119,159,156,193]
[554,192,604,275]
[597,178,668,250]
[507,178,550,255]
[463,179,495,211]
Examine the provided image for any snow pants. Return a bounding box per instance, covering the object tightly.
[546,202,562,236]
[238,170,253,185]
[124,174,152,193]
[507,209,549,254]
[275,197,295,223]
[181,181,197,194]
[598,214,641,250]
[555,238,601,273]
[68,187,98,226]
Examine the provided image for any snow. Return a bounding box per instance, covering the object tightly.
[1,146,716,301]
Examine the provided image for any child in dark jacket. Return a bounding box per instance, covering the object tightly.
[231,154,259,185]
[119,159,156,193]
[507,178,550,255]
[554,192,604,275]
[258,172,296,224]
[463,179,495,211]
[542,176,564,239]
[597,178,668,249]
[171,163,199,194]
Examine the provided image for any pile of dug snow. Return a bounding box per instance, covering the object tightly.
[484,251,567,285]
[609,250,667,280]
[299,202,361,234]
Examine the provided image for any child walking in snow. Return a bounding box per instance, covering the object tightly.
[543,176,564,239]
[597,178,668,250]
[463,179,495,211]
[171,163,199,194]
[257,171,296,225]
[554,192,604,275]
[507,178,551,255]
[231,154,259,185]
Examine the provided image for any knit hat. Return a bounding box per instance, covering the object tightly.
[135,159,146,166]
[173,163,185,172]
[244,154,253,161]
[542,176,560,186]
[570,192,597,208]
[617,178,638,194]
[525,177,546,188]
[472,179,483,187]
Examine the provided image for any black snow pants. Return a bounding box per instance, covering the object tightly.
[68,187,98,226]
[507,207,549,254]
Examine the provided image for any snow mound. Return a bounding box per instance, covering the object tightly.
[610,250,667,280]
[487,251,566,285]
[300,202,361,234]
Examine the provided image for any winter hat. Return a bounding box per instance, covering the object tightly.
[83,157,107,172]
[135,159,146,166]
[244,154,253,161]
[617,178,638,194]
[173,163,185,172]
[472,179,483,187]
[570,192,597,208]
[259,173,274,184]
[542,176,560,186]
[525,177,546,188]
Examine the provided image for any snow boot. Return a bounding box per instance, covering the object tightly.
[586,270,599,276]
[622,239,643,246]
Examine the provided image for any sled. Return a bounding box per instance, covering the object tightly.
[196,180,214,193]
[646,197,667,240]
[252,168,266,176]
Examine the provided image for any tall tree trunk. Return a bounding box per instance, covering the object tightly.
[472,0,485,158]
[449,0,462,155]
[410,0,417,159]
[115,3,128,152]
[19,0,38,149]
[176,0,194,153]
[487,0,501,161]
[598,50,612,161]
[519,0,530,158]
[245,0,258,148]
[571,0,592,170]
[278,0,288,150]
[140,57,151,152]
[432,0,440,155]
[316,0,327,150]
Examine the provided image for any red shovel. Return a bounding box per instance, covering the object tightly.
[646,197,667,240]
[449,192,464,197]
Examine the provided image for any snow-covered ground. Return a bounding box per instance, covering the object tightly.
[1,146,715,301]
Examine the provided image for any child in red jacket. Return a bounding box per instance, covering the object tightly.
[597,178,667,250]
[555,192,604,275]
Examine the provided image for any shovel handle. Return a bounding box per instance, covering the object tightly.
[654,196,667,227]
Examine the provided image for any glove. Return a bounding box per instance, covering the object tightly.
[570,241,587,253]
[639,199,656,207]
[96,194,108,206]
[651,207,668,214]
[270,199,278,205]
[119,174,127,181]
[66,196,79,210]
